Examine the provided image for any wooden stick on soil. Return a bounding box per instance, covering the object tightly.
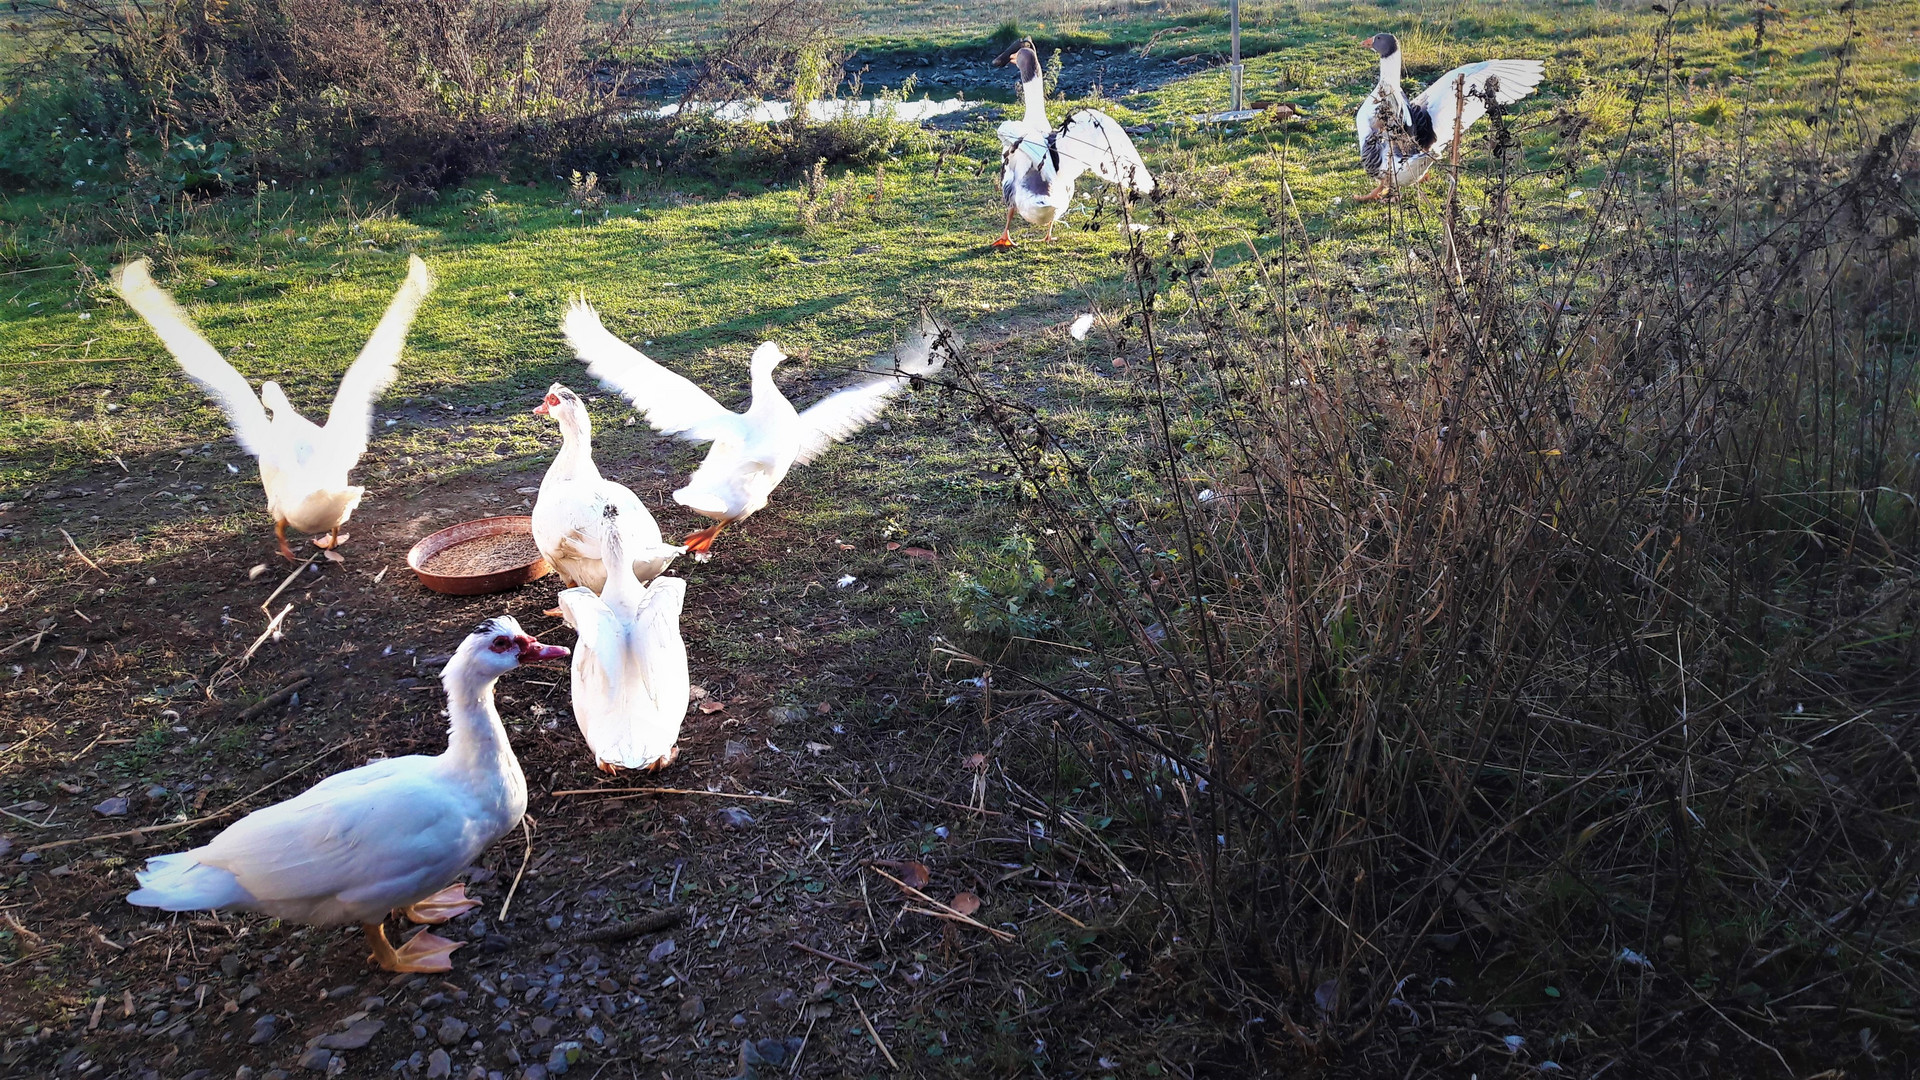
[788,939,877,976]
[868,866,1015,941]
[550,787,794,805]
[498,817,535,921]
[58,529,107,578]
[27,740,351,852]
[853,995,898,1071]
[231,671,311,724]
[261,552,318,613]
[572,905,684,944]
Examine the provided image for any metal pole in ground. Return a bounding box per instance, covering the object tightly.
[1229,0,1244,112]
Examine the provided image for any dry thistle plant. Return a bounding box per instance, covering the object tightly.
[942,38,1920,1074]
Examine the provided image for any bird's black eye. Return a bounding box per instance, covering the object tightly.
[492,635,511,651]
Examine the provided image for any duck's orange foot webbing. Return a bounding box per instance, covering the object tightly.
[364,923,463,972]
[681,521,729,554]
[403,883,480,924]
[990,233,1015,247]
[645,746,680,772]
[1355,177,1393,202]
[313,531,349,550]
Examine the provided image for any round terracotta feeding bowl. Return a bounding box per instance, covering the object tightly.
[407,515,552,596]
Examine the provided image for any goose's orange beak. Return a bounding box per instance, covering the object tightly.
[532,402,550,415]
[516,636,569,664]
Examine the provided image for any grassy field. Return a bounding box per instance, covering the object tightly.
[1,0,1917,1076]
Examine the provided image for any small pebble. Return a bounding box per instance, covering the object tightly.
[426,1049,452,1079]
[436,1016,469,1045]
[544,915,563,931]
[248,1014,279,1045]
[530,1017,553,1038]
[296,1048,332,1072]
[362,995,387,1013]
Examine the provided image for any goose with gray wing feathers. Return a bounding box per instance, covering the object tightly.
[1355,33,1544,201]
[990,38,1155,246]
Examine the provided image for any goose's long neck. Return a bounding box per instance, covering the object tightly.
[1377,51,1403,93]
[547,412,601,484]
[747,364,790,420]
[1020,65,1048,129]
[440,659,523,790]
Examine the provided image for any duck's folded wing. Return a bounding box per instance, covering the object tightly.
[191,762,468,904]
[325,255,436,459]
[792,319,956,467]
[563,298,735,442]
[111,259,273,458]
[1412,60,1545,150]
[1053,110,1155,194]
[559,586,633,758]
[633,577,690,719]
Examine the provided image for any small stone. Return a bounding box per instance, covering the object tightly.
[412,1024,429,1040]
[362,995,386,1013]
[325,983,359,1001]
[530,1016,553,1038]
[220,954,242,979]
[145,784,168,799]
[595,977,617,995]
[420,992,450,1009]
[263,1072,288,1080]
[584,1025,604,1046]
[238,984,262,1004]
[544,915,563,932]
[713,806,754,829]
[319,1019,385,1050]
[545,1042,582,1075]
[677,996,704,1024]
[753,988,796,1013]
[521,1068,547,1080]
[426,1049,452,1079]
[296,1048,332,1072]
[92,796,129,817]
[724,740,748,761]
[235,1069,255,1080]
[730,1014,747,1029]
[248,1014,279,1045]
[647,938,675,963]
[436,1017,468,1045]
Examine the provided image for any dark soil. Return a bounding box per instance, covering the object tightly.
[0,371,1145,1079]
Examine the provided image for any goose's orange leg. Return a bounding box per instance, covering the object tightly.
[275,520,297,561]
[1355,176,1394,202]
[990,207,1016,248]
[403,883,480,924]
[681,521,730,554]
[363,923,462,973]
[314,528,349,550]
[646,746,680,772]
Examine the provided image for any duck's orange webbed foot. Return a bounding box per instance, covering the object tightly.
[681,521,729,554]
[363,924,463,973]
[403,883,480,924]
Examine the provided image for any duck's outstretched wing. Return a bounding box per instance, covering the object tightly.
[325,255,436,459]
[1411,59,1545,153]
[563,298,737,443]
[1053,110,1156,194]
[112,259,274,458]
[793,318,957,467]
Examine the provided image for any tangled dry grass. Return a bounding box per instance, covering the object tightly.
[947,42,1920,1075]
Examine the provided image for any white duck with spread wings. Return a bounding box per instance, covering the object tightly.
[557,504,690,772]
[1355,32,1544,201]
[127,617,568,972]
[531,383,682,596]
[990,38,1155,246]
[563,300,955,555]
[110,256,434,559]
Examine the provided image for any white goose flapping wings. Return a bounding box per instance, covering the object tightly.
[561,298,741,444]
[793,318,957,466]
[110,259,275,458]
[325,255,436,460]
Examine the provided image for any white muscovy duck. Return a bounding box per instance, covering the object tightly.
[990,38,1155,246]
[557,504,690,772]
[531,383,682,596]
[562,300,956,555]
[127,617,567,973]
[110,256,435,559]
[1355,33,1544,201]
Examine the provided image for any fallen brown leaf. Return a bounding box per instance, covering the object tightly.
[697,700,726,714]
[949,891,981,916]
[873,860,930,890]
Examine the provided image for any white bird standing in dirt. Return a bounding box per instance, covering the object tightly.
[557,504,690,772]
[531,382,682,598]
[562,300,956,556]
[1355,32,1544,201]
[990,37,1156,246]
[127,617,567,973]
[110,255,435,559]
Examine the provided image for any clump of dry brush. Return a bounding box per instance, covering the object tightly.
[951,83,1920,1075]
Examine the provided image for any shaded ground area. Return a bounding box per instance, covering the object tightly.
[0,324,1192,1080]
